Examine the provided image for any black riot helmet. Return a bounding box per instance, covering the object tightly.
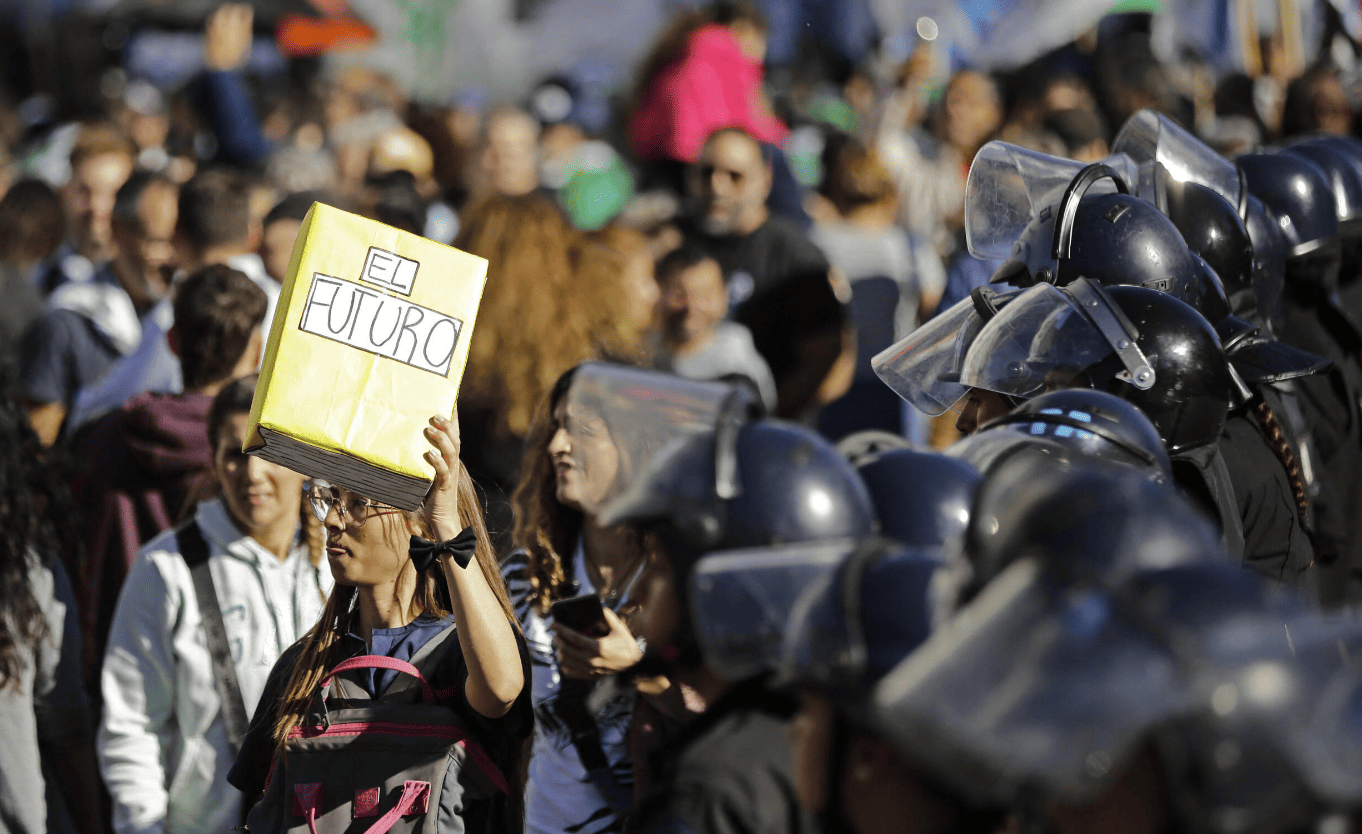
[1280,140,1362,234]
[1056,234,1327,394]
[1163,178,1255,302]
[1242,193,1289,323]
[1110,110,1287,322]
[686,535,1006,834]
[1282,137,1362,278]
[599,418,878,569]
[988,163,1204,292]
[958,388,1174,480]
[838,433,983,550]
[688,537,940,703]
[1080,286,1233,454]
[1113,109,1247,216]
[955,454,1224,609]
[871,462,1229,813]
[961,280,1232,455]
[1157,613,1362,834]
[1237,152,1343,294]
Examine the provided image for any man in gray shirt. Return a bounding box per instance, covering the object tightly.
[650,243,778,413]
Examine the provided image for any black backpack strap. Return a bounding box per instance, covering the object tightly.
[382,622,461,701]
[177,520,250,758]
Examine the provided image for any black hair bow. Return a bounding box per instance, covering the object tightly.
[409,527,477,573]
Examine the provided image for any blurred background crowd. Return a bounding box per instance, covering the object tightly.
[6,0,1362,831]
[4,0,1362,457]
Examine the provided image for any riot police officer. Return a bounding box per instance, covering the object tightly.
[873,459,1362,834]
[593,410,877,834]
[958,148,1323,594]
[685,535,1004,834]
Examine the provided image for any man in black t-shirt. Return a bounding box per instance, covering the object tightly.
[678,128,848,418]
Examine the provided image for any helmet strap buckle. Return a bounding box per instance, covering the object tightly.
[1067,278,1157,391]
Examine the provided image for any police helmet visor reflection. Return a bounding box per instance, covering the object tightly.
[779,544,938,697]
[868,558,1192,808]
[959,283,1124,400]
[687,540,856,683]
[1113,110,1244,213]
[873,297,987,415]
[564,362,735,517]
[966,141,1139,262]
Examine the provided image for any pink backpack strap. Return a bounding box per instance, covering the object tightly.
[295,781,430,834]
[320,656,435,704]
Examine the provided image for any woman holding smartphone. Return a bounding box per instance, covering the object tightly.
[501,365,686,834]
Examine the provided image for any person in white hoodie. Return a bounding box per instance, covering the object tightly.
[99,374,332,834]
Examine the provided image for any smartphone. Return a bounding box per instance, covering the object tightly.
[550,594,610,637]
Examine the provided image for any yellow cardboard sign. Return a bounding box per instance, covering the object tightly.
[245,202,488,509]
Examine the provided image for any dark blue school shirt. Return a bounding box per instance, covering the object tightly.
[341,614,456,696]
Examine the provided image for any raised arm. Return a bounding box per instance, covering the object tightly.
[423,414,524,718]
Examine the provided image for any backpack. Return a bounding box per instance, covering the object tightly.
[245,623,510,834]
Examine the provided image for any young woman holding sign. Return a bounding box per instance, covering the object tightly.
[229,415,530,834]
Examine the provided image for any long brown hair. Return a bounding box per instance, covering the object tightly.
[456,193,600,440]
[269,463,515,751]
[509,367,655,616]
[510,369,584,614]
[570,225,655,362]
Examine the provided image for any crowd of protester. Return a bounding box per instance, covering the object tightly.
[5,1,1362,834]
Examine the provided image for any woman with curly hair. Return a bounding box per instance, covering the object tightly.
[0,367,103,834]
[571,225,660,360]
[501,365,681,834]
[454,193,600,544]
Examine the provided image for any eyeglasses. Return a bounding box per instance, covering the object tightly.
[306,482,404,528]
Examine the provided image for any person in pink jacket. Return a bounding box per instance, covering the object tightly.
[629,2,787,168]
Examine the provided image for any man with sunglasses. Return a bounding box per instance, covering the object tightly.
[99,374,332,834]
[677,127,847,417]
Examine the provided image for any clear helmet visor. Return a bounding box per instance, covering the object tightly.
[687,539,857,683]
[563,362,737,517]
[1188,614,1362,807]
[964,143,1132,262]
[869,558,1192,807]
[778,544,939,695]
[872,296,988,416]
[959,283,1121,400]
[1113,109,1244,214]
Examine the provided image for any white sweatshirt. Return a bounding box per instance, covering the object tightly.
[98,498,332,834]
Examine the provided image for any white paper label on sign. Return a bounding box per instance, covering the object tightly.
[299,274,463,376]
[359,247,419,295]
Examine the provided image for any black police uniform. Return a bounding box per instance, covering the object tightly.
[626,681,819,834]
[1275,299,1362,606]
[1217,408,1317,593]
[1170,443,1245,561]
